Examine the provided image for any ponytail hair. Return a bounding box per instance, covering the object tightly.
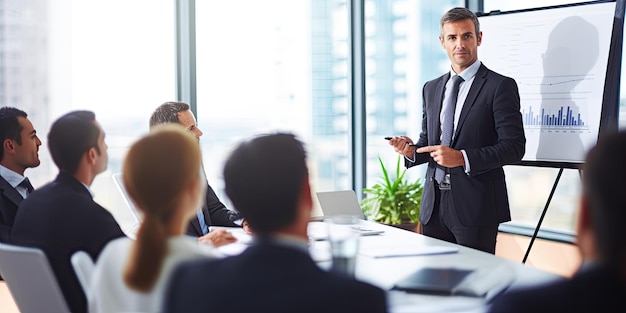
[122,124,201,292]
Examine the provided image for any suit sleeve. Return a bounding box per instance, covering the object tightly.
[205,182,241,227]
[0,201,12,242]
[90,204,127,261]
[464,76,525,175]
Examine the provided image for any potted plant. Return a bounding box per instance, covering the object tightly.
[360,156,423,232]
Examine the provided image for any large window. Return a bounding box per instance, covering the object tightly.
[363,0,464,192]
[4,0,623,241]
[1,0,175,232]
[195,0,350,216]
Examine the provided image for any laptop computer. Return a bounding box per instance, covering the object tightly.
[316,190,365,219]
[315,190,384,236]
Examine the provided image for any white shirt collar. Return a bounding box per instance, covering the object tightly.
[0,164,26,188]
[449,60,481,82]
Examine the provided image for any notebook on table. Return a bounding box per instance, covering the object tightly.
[393,268,474,296]
[315,190,384,237]
[392,265,514,298]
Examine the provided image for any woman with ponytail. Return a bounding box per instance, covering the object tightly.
[88,124,222,313]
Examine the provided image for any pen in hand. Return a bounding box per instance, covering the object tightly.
[385,136,417,147]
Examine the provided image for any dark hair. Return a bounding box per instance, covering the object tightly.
[149,101,190,129]
[223,133,308,234]
[582,130,626,266]
[0,107,27,161]
[48,110,101,174]
[440,7,480,37]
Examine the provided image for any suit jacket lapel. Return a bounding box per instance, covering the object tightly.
[202,203,212,226]
[0,176,24,206]
[190,214,202,235]
[430,74,449,145]
[191,206,212,236]
[453,64,488,146]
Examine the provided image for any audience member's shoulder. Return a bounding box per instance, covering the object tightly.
[339,273,384,293]
[487,279,572,313]
[173,254,223,274]
[166,255,223,292]
[324,272,386,305]
[333,276,387,312]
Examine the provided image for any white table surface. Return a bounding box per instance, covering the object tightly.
[214,220,563,313]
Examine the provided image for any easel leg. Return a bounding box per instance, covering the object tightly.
[522,168,564,264]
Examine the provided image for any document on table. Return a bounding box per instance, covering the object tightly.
[217,242,248,256]
[307,221,384,241]
[212,227,253,256]
[359,245,459,258]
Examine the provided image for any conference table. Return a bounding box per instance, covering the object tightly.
[215,219,563,313]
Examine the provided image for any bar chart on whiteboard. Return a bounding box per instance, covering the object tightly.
[517,71,602,163]
[478,1,616,164]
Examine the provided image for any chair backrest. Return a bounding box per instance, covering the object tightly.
[71,250,95,299]
[0,242,71,313]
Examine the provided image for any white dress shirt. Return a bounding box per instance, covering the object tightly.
[88,235,222,313]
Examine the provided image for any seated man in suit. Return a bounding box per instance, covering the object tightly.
[11,110,126,313]
[488,130,626,312]
[163,133,388,313]
[150,101,245,247]
[0,107,41,243]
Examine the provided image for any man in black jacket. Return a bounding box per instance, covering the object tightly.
[164,133,388,313]
[150,101,245,247]
[11,111,126,313]
[0,107,41,244]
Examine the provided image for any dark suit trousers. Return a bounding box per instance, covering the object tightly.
[422,184,498,254]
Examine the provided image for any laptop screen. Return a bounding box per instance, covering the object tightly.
[315,190,365,219]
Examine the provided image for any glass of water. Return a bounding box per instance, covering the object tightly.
[325,215,360,277]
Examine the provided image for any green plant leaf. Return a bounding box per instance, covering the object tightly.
[360,155,423,225]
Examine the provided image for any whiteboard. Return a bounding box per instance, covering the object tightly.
[478,1,619,166]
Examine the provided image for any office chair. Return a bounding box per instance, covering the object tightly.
[71,250,95,299]
[0,242,70,313]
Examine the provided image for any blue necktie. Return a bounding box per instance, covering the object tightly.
[435,75,464,184]
[197,209,209,235]
[19,177,34,195]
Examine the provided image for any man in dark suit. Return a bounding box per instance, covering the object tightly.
[164,133,388,313]
[388,7,525,254]
[150,101,244,247]
[11,111,126,313]
[0,107,42,280]
[0,107,41,243]
[488,130,626,312]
